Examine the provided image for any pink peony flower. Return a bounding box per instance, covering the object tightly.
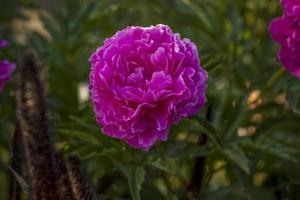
[269,0,300,77]
[0,39,16,91]
[89,25,208,150]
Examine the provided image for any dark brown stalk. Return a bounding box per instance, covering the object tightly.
[15,49,98,200]
[66,156,99,200]
[16,49,58,200]
[54,153,76,200]
[271,175,282,200]
[188,106,212,199]
[7,122,23,200]
[187,134,208,199]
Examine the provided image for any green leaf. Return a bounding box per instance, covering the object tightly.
[40,15,61,40]
[224,145,250,174]
[190,115,223,149]
[255,117,300,137]
[57,129,101,145]
[8,166,29,193]
[185,145,212,158]
[203,54,228,72]
[68,115,99,132]
[225,89,252,139]
[146,158,177,173]
[249,138,298,162]
[121,166,145,200]
[286,79,300,115]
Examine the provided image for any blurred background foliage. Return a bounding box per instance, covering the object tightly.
[1,0,300,199]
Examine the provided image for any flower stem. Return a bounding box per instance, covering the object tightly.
[187,106,212,199]
[266,67,285,89]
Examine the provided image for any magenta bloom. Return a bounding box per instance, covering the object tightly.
[89,25,208,150]
[0,39,16,91]
[269,0,300,77]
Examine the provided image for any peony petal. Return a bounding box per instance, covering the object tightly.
[89,25,208,150]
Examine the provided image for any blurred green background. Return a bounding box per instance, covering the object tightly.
[1,0,300,199]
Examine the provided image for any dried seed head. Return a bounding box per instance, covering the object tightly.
[66,156,99,200]
[16,49,58,200]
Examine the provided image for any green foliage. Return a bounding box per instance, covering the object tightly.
[1,0,300,199]
[120,165,145,200]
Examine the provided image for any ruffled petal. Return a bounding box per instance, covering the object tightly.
[89,25,207,150]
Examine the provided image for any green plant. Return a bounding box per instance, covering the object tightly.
[1,0,300,199]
